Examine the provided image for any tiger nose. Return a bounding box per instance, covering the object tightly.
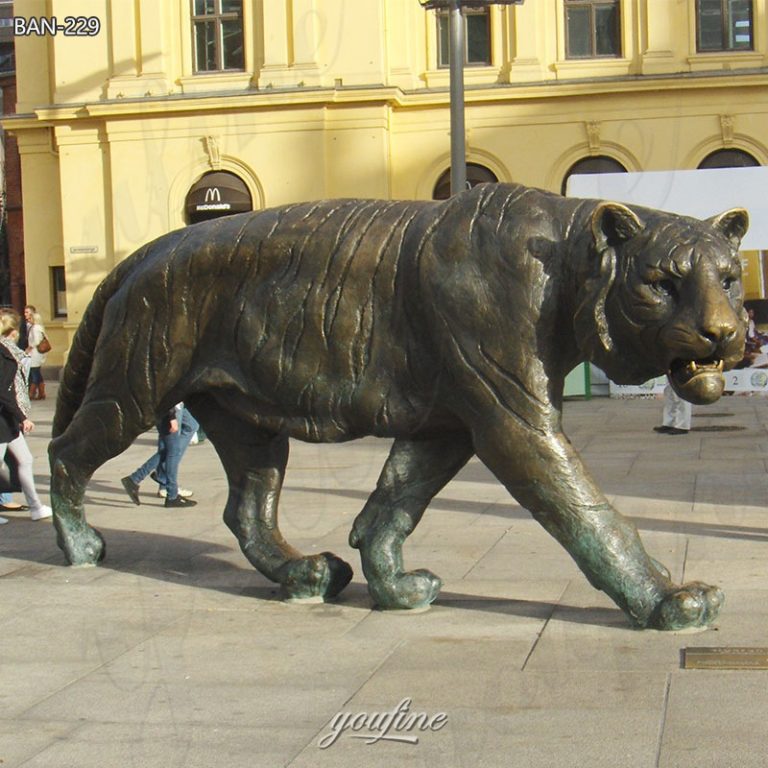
[700,311,738,347]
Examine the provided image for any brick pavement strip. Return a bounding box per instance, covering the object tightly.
[1,384,768,767]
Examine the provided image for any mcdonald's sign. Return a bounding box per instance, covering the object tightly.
[185,171,252,223]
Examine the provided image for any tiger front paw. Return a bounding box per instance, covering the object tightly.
[647,582,724,631]
[368,568,442,611]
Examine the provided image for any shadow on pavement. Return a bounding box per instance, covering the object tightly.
[291,486,768,542]
[0,524,639,631]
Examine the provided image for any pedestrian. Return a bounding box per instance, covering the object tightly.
[150,405,199,499]
[25,309,49,400]
[0,309,52,521]
[121,404,197,508]
[653,379,691,435]
[18,304,33,352]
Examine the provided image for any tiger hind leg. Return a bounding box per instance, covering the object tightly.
[49,398,150,566]
[187,395,353,601]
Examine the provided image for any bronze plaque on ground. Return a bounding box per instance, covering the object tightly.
[683,647,768,670]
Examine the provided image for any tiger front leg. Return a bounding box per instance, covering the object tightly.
[473,422,723,631]
[350,435,473,610]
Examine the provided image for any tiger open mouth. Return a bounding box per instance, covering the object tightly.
[669,357,724,385]
[668,357,725,405]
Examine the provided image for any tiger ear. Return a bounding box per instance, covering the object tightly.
[591,202,645,252]
[709,208,749,249]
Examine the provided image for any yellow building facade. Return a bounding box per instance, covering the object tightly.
[6,0,768,362]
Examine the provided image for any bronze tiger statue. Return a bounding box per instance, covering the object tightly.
[49,183,748,630]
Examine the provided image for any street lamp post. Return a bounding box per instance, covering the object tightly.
[448,1,466,197]
[418,0,524,196]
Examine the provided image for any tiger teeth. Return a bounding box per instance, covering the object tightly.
[681,359,724,376]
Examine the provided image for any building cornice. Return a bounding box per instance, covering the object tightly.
[3,68,768,130]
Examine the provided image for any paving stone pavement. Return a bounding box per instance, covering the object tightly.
[2,384,768,767]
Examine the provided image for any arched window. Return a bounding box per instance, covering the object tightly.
[185,171,252,224]
[432,163,498,200]
[561,155,627,195]
[698,149,759,169]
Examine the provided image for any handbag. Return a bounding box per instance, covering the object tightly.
[37,336,51,354]
[0,450,21,493]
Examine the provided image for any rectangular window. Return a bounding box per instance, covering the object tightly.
[191,0,244,73]
[0,0,14,73]
[437,9,491,68]
[52,267,67,318]
[697,0,753,52]
[565,0,621,59]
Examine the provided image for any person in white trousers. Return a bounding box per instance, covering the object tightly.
[0,310,52,523]
[654,380,692,435]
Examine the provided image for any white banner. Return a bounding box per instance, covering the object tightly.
[609,377,667,397]
[609,368,768,397]
[567,167,768,251]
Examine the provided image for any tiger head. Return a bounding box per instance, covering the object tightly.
[575,201,749,405]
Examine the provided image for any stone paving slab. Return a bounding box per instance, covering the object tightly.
[2,387,768,766]
[659,673,768,768]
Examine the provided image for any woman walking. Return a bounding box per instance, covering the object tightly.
[24,307,48,400]
[0,310,52,522]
